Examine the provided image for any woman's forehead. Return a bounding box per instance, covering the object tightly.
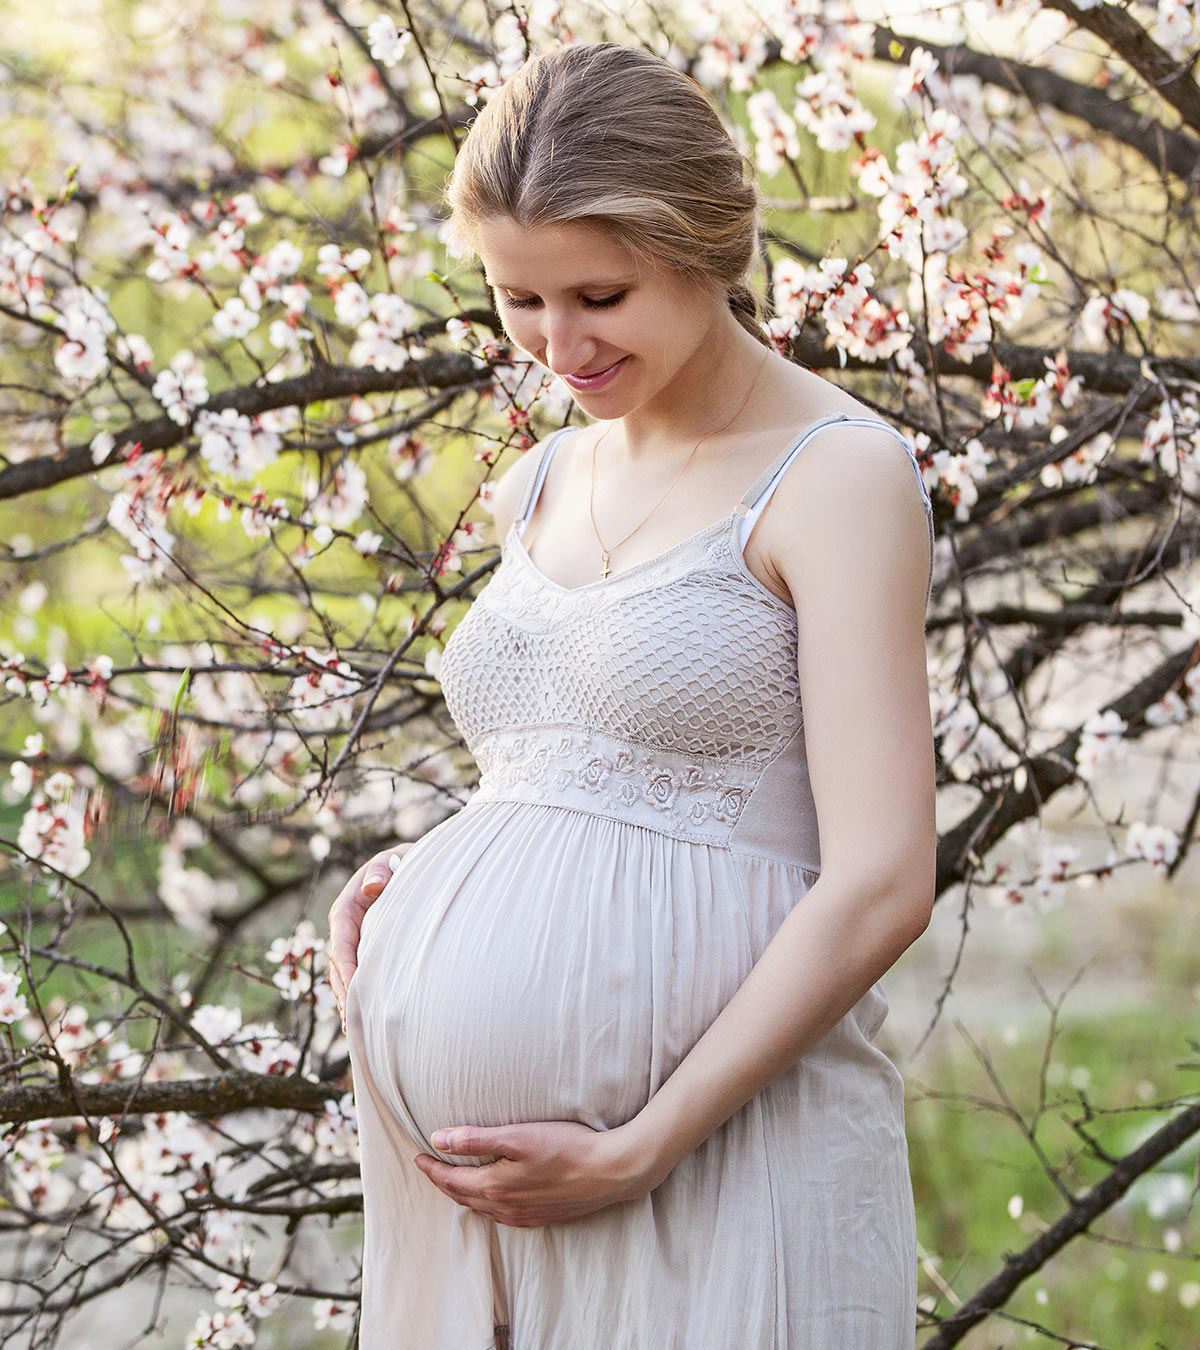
[475,217,635,287]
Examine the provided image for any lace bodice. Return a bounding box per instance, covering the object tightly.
[437,413,934,858]
[443,516,804,764]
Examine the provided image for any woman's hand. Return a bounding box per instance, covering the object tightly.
[327,843,414,1030]
[411,1119,670,1228]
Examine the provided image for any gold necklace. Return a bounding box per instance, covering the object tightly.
[588,348,771,581]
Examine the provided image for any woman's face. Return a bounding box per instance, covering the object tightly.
[470,215,725,413]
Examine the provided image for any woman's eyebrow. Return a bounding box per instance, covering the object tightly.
[484,275,636,290]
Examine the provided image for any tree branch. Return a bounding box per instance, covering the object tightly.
[922,1098,1200,1346]
[0,1071,341,1125]
[872,25,1200,185]
[935,640,1199,899]
[1042,0,1200,142]
[9,332,1191,504]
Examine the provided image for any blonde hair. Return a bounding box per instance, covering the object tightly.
[443,41,771,348]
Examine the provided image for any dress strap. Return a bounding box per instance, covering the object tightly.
[734,412,935,604]
[513,428,574,538]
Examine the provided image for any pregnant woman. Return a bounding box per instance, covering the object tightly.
[328,39,937,1350]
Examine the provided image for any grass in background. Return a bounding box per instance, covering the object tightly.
[909,1005,1200,1348]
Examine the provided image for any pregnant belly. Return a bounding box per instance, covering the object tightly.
[346,799,756,1159]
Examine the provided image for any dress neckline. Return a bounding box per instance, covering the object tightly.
[506,411,864,599]
[507,510,740,596]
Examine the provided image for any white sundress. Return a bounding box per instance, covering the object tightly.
[346,411,936,1349]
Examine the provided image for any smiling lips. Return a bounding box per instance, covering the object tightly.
[562,357,627,391]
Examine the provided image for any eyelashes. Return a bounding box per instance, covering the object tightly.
[501,292,627,311]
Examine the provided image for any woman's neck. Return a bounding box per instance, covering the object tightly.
[604,314,773,467]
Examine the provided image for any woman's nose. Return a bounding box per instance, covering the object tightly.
[539,313,592,376]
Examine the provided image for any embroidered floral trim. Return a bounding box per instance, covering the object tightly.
[474,729,759,841]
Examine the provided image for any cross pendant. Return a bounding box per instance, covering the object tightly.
[600,550,611,580]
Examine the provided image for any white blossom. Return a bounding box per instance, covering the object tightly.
[144,210,194,282]
[233,1022,302,1076]
[266,919,327,1002]
[1154,0,1200,59]
[54,288,117,382]
[212,296,260,340]
[367,14,411,67]
[152,350,209,426]
[269,316,312,349]
[1159,286,1200,324]
[313,1299,355,1332]
[316,244,371,278]
[896,47,938,101]
[314,1092,359,1163]
[262,239,302,279]
[9,760,33,797]
[303,459,369,529]
[1125,822,1180,875]
[792,63,877,152]
[1032,844,1079,912]
[196,408,282,481]
[107,485,176,582]
[190,1308,255,1348]
[1079,288,1150,346]
[1075,708,1128,780]
[745,89,799,176]
[317,146,351,178]
[191,1003,243,1045]
[285,647,361,730]
[199,218,246,272]
[334,281,371,327]
[158,823,240,937]
[90,431,117,465]
[0,964,29,1024]
[4,1122,73,1211]
[17,771,91,877]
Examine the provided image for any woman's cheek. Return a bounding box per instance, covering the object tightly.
[506,319,543,362]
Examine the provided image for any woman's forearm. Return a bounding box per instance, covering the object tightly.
[619,866,932,1184]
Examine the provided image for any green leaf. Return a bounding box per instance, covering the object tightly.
[172,667,192,717]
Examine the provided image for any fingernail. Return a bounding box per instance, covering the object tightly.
[431,1130,450,1150]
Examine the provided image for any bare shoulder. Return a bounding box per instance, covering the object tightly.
[756,370,918,509]
[488,430,565,543]
[780,412,923,507]
[756,401,930,607]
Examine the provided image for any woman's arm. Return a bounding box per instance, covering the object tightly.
[410,426,938,1226]
[619,425,937,1182]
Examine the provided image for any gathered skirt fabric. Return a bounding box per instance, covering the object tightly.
[347,797,917,1349]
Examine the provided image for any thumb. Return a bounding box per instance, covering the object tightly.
[362,860,396,894]
[361,867,390,896]
[431,1126,522,1158]
[363,848,408,895]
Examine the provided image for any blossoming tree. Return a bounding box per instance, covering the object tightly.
[2,0,1199,1344]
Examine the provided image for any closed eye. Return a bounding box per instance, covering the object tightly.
[501,292,627,311]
